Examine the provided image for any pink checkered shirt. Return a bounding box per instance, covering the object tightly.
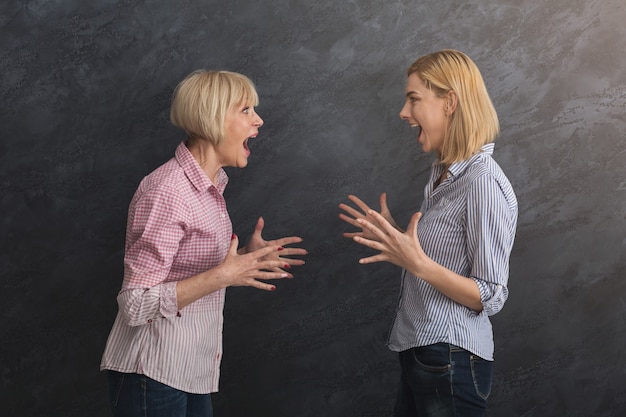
[100,141,232,394]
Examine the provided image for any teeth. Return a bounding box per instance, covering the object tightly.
[411,124,420,128]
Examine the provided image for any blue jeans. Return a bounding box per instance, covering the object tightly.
[394,343,493,417]
[107,371,213,417]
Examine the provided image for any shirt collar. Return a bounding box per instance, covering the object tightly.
[440,143,495,179]
[174,141,229,193]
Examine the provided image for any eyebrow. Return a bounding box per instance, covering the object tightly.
[406,91,419,97]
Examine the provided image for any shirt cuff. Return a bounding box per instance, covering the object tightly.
[160,281,179,317]
[473,279,507,316]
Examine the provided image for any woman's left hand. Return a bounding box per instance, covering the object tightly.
[353,210,431,275]
[241,217,307,272]
[339,193,401,241]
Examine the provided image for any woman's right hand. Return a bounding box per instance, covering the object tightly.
[217,234,294,291]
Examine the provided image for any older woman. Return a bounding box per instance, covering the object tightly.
[340,50,518,417]
[101,70,307,417]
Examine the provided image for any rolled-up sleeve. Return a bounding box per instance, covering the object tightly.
[466,174,517,316]
[473,280,509,316]
[117,282,179,326]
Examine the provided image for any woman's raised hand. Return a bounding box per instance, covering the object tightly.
[217,232,301,291]
[339,193,401,241]
[241,216,307,270]
[352,210,428,270]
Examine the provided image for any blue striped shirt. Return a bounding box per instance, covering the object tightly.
[387,143,518,361]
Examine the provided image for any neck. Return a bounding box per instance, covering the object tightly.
[186,139,222,184]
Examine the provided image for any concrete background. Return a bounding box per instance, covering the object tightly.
[1,0,625,416]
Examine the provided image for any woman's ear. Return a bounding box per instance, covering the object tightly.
[445,90,458,115]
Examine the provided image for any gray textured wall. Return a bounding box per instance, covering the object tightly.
[1,0,625,416]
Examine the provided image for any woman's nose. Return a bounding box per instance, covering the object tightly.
[254,113,264,127]
[399,104,409,120]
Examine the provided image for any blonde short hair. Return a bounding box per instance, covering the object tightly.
[408,50,499,165]
[170,70,259,145]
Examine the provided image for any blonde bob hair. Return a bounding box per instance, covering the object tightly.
[170,70,259,145]
[408,49,499,165]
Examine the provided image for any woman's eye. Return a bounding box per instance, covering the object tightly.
[242,107,250,114]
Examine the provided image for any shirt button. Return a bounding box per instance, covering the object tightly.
[220,213,226,219]
[147,319,152,323]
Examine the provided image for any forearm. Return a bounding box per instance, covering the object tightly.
[176,265,230,309]
[408,259,483,312]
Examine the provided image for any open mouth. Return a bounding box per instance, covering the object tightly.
[243,136,255,156]
[411,124,422,141]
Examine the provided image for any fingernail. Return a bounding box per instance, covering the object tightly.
[277,246,284,251]
[270,286,276,291]
[231,233,237,240]
[284,264,291,269]
[281,273,289,278]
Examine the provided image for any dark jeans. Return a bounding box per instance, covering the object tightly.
[394,343,493,417]
[107,371,213,417]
